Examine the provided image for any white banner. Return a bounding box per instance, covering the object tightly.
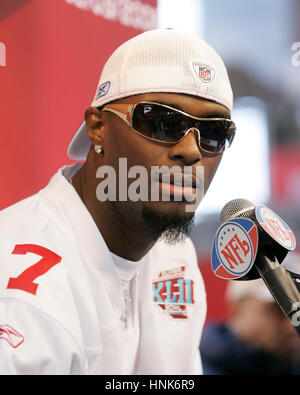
[65,0,157,30]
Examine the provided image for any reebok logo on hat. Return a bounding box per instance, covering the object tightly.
[96,81,111,100]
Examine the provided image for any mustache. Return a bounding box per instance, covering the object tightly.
[151,170,202,189]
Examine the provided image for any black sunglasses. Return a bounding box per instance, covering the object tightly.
[102,101,236,155]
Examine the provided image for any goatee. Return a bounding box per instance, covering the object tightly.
[142,206,195,245]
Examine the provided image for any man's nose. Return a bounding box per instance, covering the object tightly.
[168,128,202,166]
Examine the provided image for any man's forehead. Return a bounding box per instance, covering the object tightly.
[113,92,231,119]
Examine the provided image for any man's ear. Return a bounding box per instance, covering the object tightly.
[85,106,104,145]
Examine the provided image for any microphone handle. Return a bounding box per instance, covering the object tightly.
[255,253,300,337]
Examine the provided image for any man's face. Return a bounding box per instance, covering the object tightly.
[94,92,231,242]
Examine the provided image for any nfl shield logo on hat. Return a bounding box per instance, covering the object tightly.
[190,61,215,83]
[198,66,211,82]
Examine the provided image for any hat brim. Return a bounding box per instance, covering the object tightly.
[67,121,91,160]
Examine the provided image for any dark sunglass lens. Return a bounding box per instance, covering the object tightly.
[132,103,162,139]
[195,120,234,153]
[132,103,235,152]
[226,125,235,146]
[132,103,187,142]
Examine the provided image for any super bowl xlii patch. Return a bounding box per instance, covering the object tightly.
[152,266,194,319]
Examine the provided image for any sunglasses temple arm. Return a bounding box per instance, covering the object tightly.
[102,105,135,127]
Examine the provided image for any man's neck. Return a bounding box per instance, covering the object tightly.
[71,163,157,262]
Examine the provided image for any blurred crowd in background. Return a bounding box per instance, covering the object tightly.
[200,278,300,374]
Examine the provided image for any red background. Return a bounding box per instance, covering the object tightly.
[270,146,300,207]
[0,0,156,209]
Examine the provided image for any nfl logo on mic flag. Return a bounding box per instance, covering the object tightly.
[211,218,258,280]
[255,205,296,251]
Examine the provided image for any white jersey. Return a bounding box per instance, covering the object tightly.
[0,165,207,375]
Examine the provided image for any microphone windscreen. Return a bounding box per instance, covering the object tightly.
[220,198,256,223]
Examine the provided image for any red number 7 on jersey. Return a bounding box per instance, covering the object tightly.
[7,244,62,295]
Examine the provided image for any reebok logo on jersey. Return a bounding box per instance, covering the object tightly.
[0,324,24,348]
[152,266,194,319]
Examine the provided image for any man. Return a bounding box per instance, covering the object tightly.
[0,29,234,374]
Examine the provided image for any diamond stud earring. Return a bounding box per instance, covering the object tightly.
[95,145,103,154]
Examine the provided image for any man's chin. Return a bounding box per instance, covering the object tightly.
[141,203,195,245]
[145,198,197,216]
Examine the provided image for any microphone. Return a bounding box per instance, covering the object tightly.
[211,198,300,336]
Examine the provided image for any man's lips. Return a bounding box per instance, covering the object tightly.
[153,172,200,189]
[151,172,201,200]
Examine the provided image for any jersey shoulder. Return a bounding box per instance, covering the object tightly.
[0,192,83,344]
